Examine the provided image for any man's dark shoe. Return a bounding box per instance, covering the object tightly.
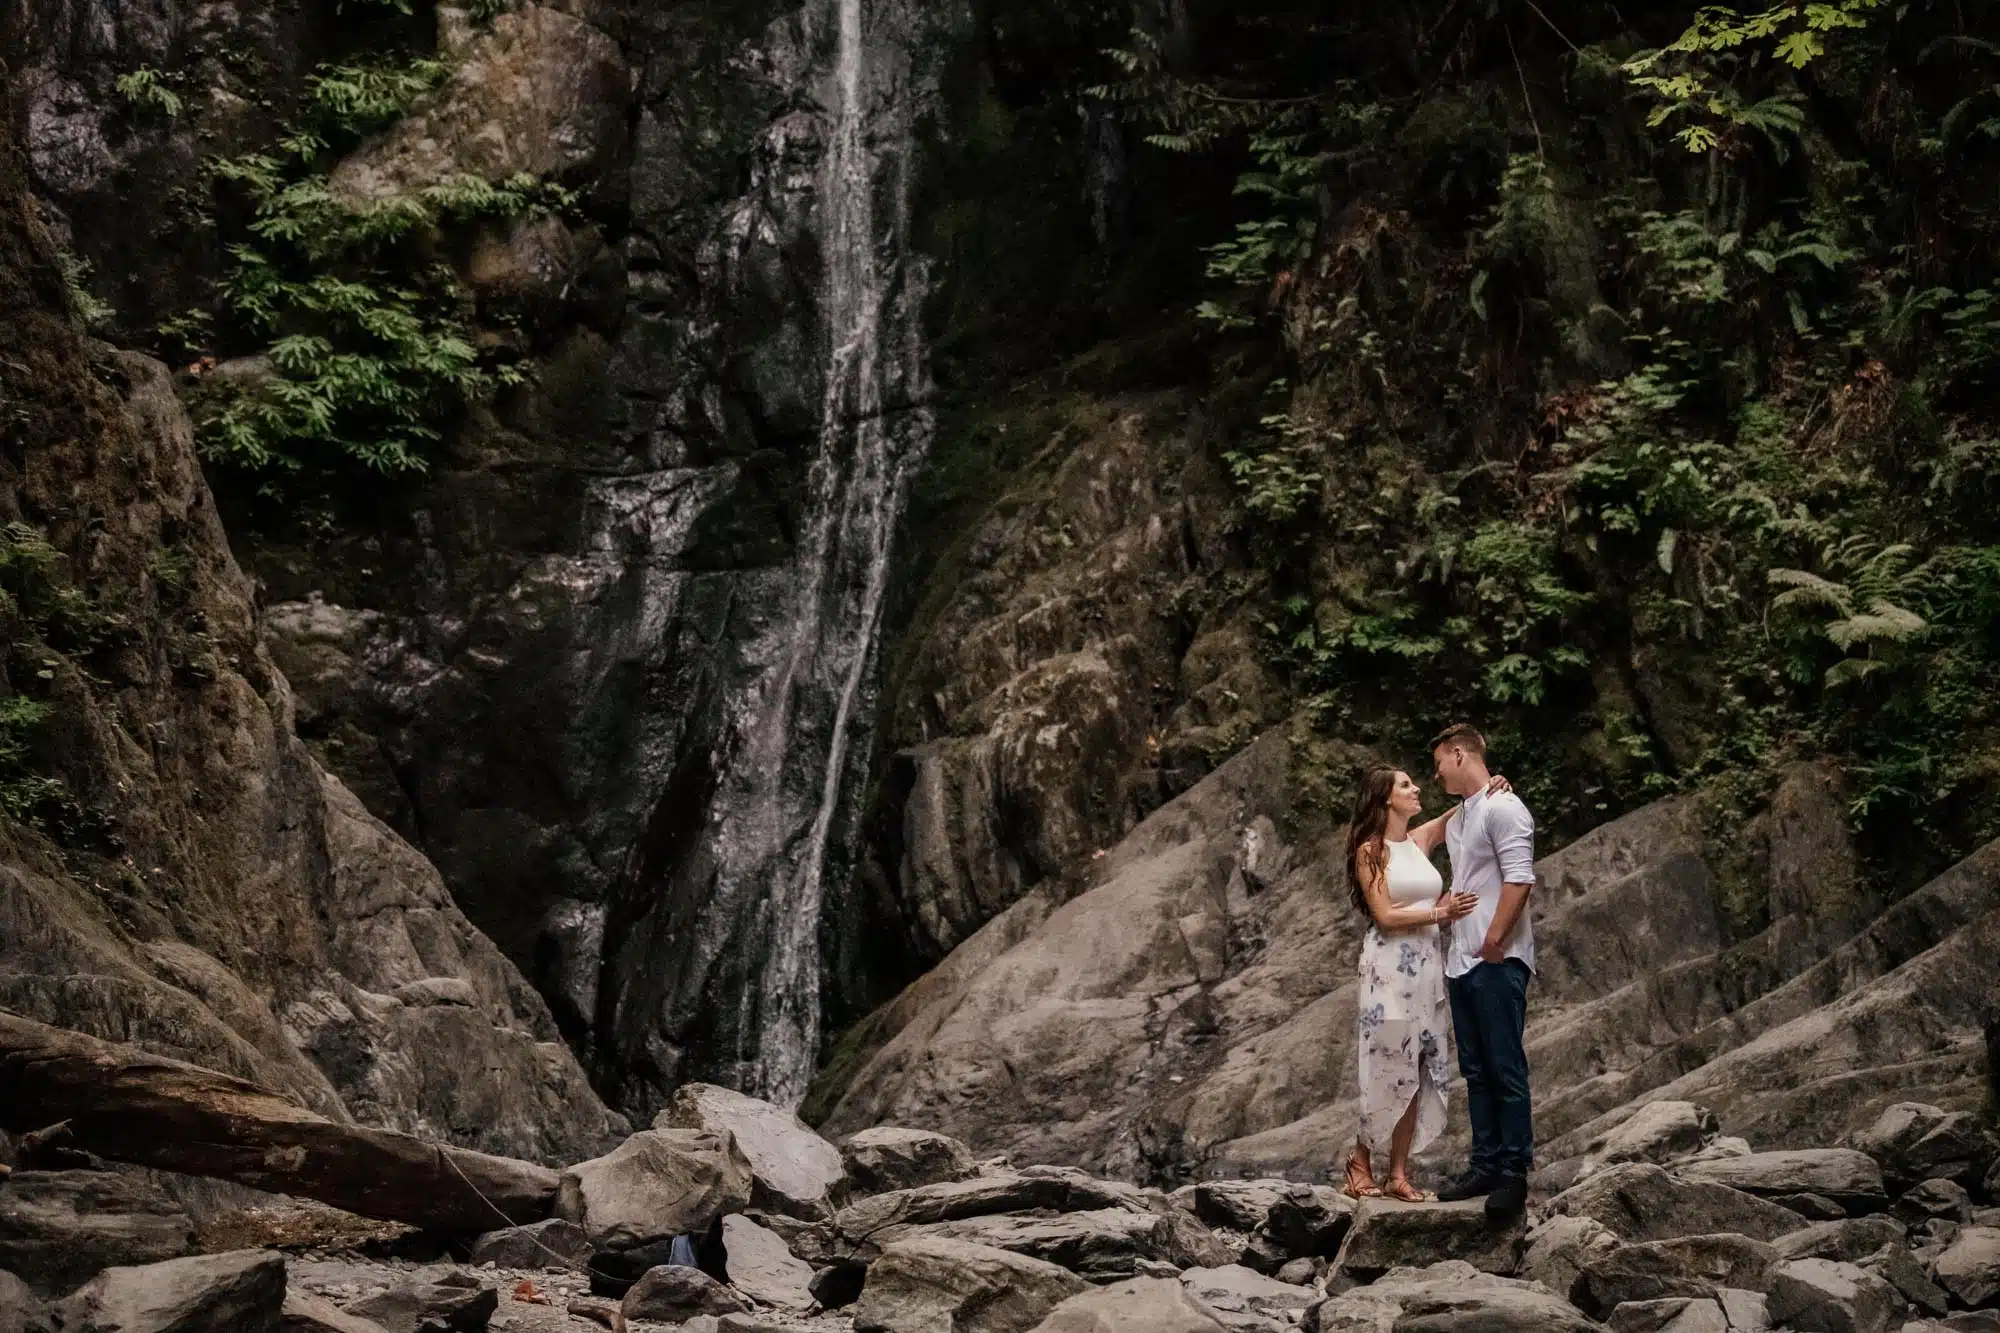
[1436,1169,1499,1203]
[1483,1172,1528,1220]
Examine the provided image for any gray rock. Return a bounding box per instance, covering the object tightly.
[1775,1194,1850,1221]
[1178,1265,1314,1324]
[0,1270,51,1333]
[853,1238,1088,1333]
[392,978,477,1008]
[1237,1231,1289,1277]
[1851,1106,2000,1191]
[1942,1316,2000,1331]
[1028,1277,1230,1332]
[556,1128,754,1249]
[1934,1227,2000,1308]
[1896,1180,1975,1226]
[1547,1164,1810,1243]
[1581,1103,1722,1179]
[1862,1243,1950,1316]
[809,1260,869,1310]
[1716,1287,1770,1329]
[1768,1258,1898,1333]
[618,1266,749,1323]
[1331,1197,1524,1280]
[1264,1186,1353,1259]
[839,1129,975,1197]
[834,1173,1148,1240]
[1189,1181,1293,1233]
[1676,1151,1887,1211]
[344,1271,497,1333]
[1309,1260,1602,1332]
[1777,1218,1912,1264]
[0,1172,194,1297]
[720,1214,815,1312]
[656,1084,847,1221]
[1988,1159,2000,1204]
[1647,1235,1780,1292]
[1275,1258,1320,1285]
[875,1207,1226,1280]
[329,7,629,202]
[1578,1245,1720,1315]
[1608,1299,1729,1333]
[1521,1214,1623,1301]
[465,1220,592,1271]
[279,1293,392,1333]
[51,1250,286,1333]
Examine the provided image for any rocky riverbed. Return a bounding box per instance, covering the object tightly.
[4,1079,1997,1333]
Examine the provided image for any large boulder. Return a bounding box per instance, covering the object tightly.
[1934,1227,2000,1309]
[1773,1219,1910,1264]
[279,1293,392,1333]
[1850,1105,2000,1191]
[1178,1266,1314,1326]
[720,1215,815,1312]
[657,1084,848,1221]
[329,6,629,202]
[1310,1260,1603,1332]
[875,1208,1225,1280]
[50,1250,286,1333]
[1861,1242,1950,1317]
[1188,1181,1294,1233]
[1605,1299,1728,1333]
[853,1238,1088,1333]
[1766,1258,1896,1333]
[1578,1236,1776,1316]
[0,1271,50,1333]
[1547,1165,1810,1243]
[1331,1198,1524,1280]
[555,1129,754,1249]
[465,1220,592,1271]
[1674,1152,1887,1212]
[834,1174,1149,1241]
[1521,1215,1623,1300]
[840,1129,975,1197]
[1578,1103,1722,1180]
[1264,1187,1354,1259]
[618,1266,750,1323]
[1028,1278,1230,1333]
[344,1272,497,1333]
[0,1172,193,1296]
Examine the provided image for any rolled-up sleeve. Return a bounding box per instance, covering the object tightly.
[1493,797,1537,884]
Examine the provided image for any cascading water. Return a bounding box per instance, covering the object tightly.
[595,0,937,1110]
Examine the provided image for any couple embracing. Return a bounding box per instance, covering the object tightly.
[1341,723,1535,1220]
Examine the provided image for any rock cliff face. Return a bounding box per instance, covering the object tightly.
[808,732,1997,1183]
[0,66,622,1163]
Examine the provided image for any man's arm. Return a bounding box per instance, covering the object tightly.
[1481,797,1537,963]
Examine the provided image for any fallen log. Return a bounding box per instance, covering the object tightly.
[0,1010,557,1232]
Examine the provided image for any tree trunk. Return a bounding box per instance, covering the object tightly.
[0,1011,559,1232]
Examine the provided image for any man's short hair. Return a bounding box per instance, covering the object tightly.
[1430,722,1487,758]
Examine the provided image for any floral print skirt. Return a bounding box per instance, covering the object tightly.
[1356,924,1450,1152]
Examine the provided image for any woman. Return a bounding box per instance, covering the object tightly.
[1341,766,1497,1202]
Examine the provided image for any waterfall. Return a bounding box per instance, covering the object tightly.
[740,0,934,1104]
[596,0,936,1111]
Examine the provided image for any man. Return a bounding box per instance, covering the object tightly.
[1431,722,1536,1219]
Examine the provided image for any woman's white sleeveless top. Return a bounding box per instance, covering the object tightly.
[1381,836,1443,909]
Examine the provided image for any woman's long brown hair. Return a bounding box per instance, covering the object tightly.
[1345,766,1399,918]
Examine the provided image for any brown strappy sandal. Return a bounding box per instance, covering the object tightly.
[1383,1175,1435,1203]
[1343,1148,1384,1199]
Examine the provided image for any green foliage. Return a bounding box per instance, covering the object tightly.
[1625,1,1883,152]
[56,252,113,331]
[184,54,571,477]
[1093,25,1390,327]
[116,68,184,119]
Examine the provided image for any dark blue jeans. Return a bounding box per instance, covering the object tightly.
[1448,959,1534,1178]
